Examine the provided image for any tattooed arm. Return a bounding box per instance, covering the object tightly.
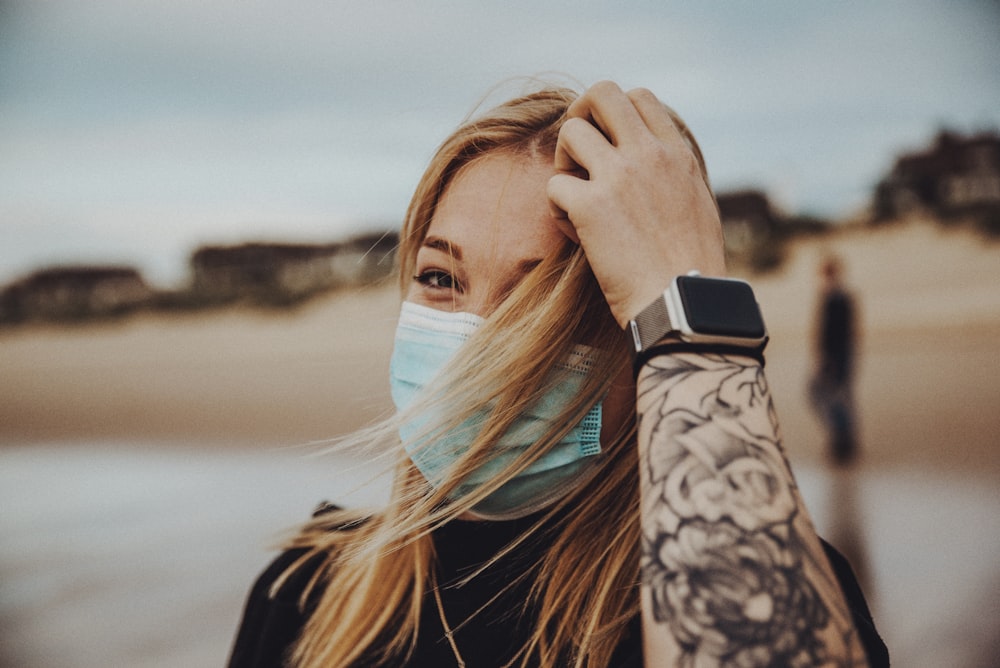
[636,352,869,667]
[548,81,870,665]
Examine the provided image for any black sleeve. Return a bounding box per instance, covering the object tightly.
[821,539,890,667]
[227,548,318,668]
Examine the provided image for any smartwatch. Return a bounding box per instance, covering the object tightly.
[628,272,768,353]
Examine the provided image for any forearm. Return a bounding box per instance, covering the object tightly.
[636,352,869,666]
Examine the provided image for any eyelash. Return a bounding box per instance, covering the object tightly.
[414,270,463,292]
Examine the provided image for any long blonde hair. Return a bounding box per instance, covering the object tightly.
[282,84,713,667]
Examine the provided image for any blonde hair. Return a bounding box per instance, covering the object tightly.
[281,84,713,667]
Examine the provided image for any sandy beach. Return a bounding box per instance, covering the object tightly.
[2,217,1000,667]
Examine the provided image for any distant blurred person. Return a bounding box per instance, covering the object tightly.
[810,255,859,466]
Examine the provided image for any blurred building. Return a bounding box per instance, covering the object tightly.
[0,266,153,324]
[189,232,398,306]
[874,129,1000,221]
[717,189,779,258]
[716,189,791,273]
[0,232,399,325]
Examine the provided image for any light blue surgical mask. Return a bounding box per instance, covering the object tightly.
[389,301,604,520]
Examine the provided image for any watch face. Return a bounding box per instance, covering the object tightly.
[676,276,766,339]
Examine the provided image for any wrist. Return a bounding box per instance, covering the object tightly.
[633,340,766,380]
[627,273,768,376]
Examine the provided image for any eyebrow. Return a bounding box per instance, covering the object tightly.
[422,235,462,261]
[423,236,543,270]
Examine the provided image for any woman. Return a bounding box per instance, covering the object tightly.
[229,81,887,667]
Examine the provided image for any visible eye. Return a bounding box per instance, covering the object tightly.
[414,269,462,292]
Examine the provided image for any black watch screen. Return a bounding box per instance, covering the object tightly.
[676,275,767,339]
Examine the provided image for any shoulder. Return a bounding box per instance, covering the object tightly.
[249,502,371,602]
[226,503,368,668]
[226,546,317,668]
[258,503,368,600]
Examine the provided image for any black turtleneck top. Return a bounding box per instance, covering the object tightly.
[227,506,887,667]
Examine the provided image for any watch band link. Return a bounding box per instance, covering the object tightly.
[629,291,672,353]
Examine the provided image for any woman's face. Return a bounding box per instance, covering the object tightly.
[406,153,564,317]
[405,152,634,445]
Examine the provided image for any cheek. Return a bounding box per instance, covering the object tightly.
[403,281,421,303]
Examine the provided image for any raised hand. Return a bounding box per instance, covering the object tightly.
[547,81,726,328]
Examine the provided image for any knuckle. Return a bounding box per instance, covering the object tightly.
[678,145,703,178]
[626,87,657,104]
[590,80,623,96]
[631,134,669,166]
[606,153,640,189]
[561,116,590,135]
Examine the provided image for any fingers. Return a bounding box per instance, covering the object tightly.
[553,116,612,175]
[552,212,581,244]
[554,84,681,179]
[566,81,643,148]
[549,81,712,244]
[566,81,680,150]
[626,88,685,147]
[546,172,583,243]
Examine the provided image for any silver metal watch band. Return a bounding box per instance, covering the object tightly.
[629,292,673,353]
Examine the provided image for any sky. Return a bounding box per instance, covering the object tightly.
[1,0,998,286]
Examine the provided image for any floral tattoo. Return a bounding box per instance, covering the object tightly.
[637,354,865,667]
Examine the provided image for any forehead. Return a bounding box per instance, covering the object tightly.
[427,153,563,265]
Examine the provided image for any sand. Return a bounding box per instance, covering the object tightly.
[3,217,998,476]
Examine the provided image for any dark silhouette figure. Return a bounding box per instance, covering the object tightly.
[810,256,858,466]
[811,257,874,605]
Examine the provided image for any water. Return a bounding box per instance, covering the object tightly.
[0,443,390,668]
[1,443,998,667]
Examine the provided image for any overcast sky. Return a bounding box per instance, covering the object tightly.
[1,0,998,285]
